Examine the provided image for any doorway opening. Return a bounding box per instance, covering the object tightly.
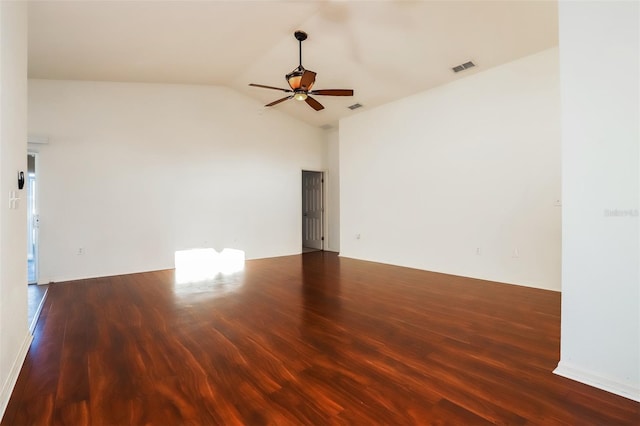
[27,152,47,332]
[27,153,38,284]
[302,170,324,253]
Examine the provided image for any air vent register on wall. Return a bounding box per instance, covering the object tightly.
[27,134,50,144]
[451,61,476,72]
[452,61,476,73]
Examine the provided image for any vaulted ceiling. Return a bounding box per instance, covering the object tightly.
[28,1,558,129]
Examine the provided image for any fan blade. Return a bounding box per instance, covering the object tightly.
[300,70,317,91]
[310,89,354,96]
[266,95,294,107]
[249,83,292,93]
[305,96,324,111]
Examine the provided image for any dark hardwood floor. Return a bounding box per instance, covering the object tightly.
[3,252,638,425]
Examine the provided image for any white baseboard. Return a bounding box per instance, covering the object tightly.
[554,361,640,402]
[0,331,33,419]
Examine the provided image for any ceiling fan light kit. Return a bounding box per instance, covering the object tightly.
[249,31,354,111]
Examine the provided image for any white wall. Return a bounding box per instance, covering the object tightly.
[340,48,561,290]
[28,79,326,283]
[555,1,639,401]
[0,1,30,418]
[326,128,340,252]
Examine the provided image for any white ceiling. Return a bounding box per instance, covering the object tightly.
[28,0,558,129]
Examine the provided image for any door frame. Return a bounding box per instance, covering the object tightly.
[27,151,39,284]
[301,169,327,251]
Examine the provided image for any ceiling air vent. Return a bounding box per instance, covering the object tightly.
[452,61,476,73]
[320,124,333,130]
[348,103,363,110]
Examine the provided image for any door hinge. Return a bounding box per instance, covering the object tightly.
[321,237,325,241]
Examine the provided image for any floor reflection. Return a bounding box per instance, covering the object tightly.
[174,248,245,283]
[173,248,246,304]
[300,252,344,349]
[173,272,244,298]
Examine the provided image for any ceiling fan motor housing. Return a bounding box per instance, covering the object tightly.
[286,66,305,90]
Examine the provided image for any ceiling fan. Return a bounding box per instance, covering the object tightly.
[249,31,354,111]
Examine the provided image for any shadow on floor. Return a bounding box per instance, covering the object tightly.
[27,284,48,332]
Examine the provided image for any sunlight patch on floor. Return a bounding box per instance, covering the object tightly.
[174,248,245,284]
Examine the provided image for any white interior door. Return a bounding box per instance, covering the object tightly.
[302,171,323,250]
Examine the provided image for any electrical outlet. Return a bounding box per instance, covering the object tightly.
[77,247,84,255]
[512,248,519,258]
[355,234,361,240]
[476,247,481,255]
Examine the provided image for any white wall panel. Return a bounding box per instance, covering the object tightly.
[28,80,326,282]
[340,48,561,290]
